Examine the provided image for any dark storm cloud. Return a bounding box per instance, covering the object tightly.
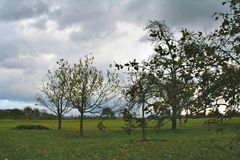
[0,0,49,21]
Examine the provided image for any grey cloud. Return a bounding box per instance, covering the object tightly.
[49,0,118,28]
[31,17,47,29]
[1,56,37,70]
[121,0,225,31]
[0,54,54,102]
[159,0,225,29]
[70,21,116,42]
[138,34,149,43]
[0,24,53,102]
[48,0,225,43]
[49,0,119,41]
[0,67,40,102]
[0,0,49,21]
[0,24,28,60]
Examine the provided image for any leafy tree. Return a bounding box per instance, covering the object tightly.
[40,109,56,119]
[143,21,203,130]
[36,59,71,130]
[23,106,35,120]
[116,21,210,130]
[101,107,115,119]
[122,108,136,135]
[115,62,153,140]
[210,0,240,112]
[67,55,115,136]
[191,0,240,119]
[118,20,220,130]
[128,73,150,140]
[207,108,224,118]
[208,2,240,157]
[148,102,169,133]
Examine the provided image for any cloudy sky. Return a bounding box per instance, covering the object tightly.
[0,0,225,110]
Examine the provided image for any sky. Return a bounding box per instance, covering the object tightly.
[0,0,225,110]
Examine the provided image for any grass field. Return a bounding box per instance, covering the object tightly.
[0,118,239,160]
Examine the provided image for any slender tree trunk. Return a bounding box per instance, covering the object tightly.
[204,108,207,117]
[80,111,84,136]
[58,115,62,130]
[171,69,178,130]
[171,107,177,130]
[179,115,182,127]
[171,85,177,130]
[142,101,146,141]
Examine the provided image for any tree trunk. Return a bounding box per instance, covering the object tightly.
[80,111,84,136]
[142,101,146,141]
[171,107,177,130]
[58,115,62,130]
[179,115,182,127]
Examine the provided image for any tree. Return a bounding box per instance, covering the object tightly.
[122,108,136,135]
[101,107,115,119]
[67,55,115,136]
[118,20,218,130]
[210,0,240,112]
[23,106,35,120]
[143,21,204,130]
[116,21,209,130]
[115,62,152,140]
[127,73,150,140]
[202,1,240,157]
[36,59,71,130]
[190,0,240,118]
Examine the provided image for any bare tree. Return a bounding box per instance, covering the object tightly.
[36,59,71,130]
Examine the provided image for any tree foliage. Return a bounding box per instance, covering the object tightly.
[210,0,240,111]
[101,107,115,119]
[67,55,115,136]
[36,59,71,130]
[114,63,153,140]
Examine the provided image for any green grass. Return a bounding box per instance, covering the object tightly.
[0,118,239,160]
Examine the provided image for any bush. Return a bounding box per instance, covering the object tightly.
[14,125,49,130]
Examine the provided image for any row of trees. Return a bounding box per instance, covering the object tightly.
[37,56,116,135]
[37,0,239,139]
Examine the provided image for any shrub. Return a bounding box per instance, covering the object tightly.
[14,125,49,130]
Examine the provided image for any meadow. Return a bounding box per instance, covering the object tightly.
[0,118,239,160]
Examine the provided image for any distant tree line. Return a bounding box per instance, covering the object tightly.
[0,106,56,120]
[0,106,117,120]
